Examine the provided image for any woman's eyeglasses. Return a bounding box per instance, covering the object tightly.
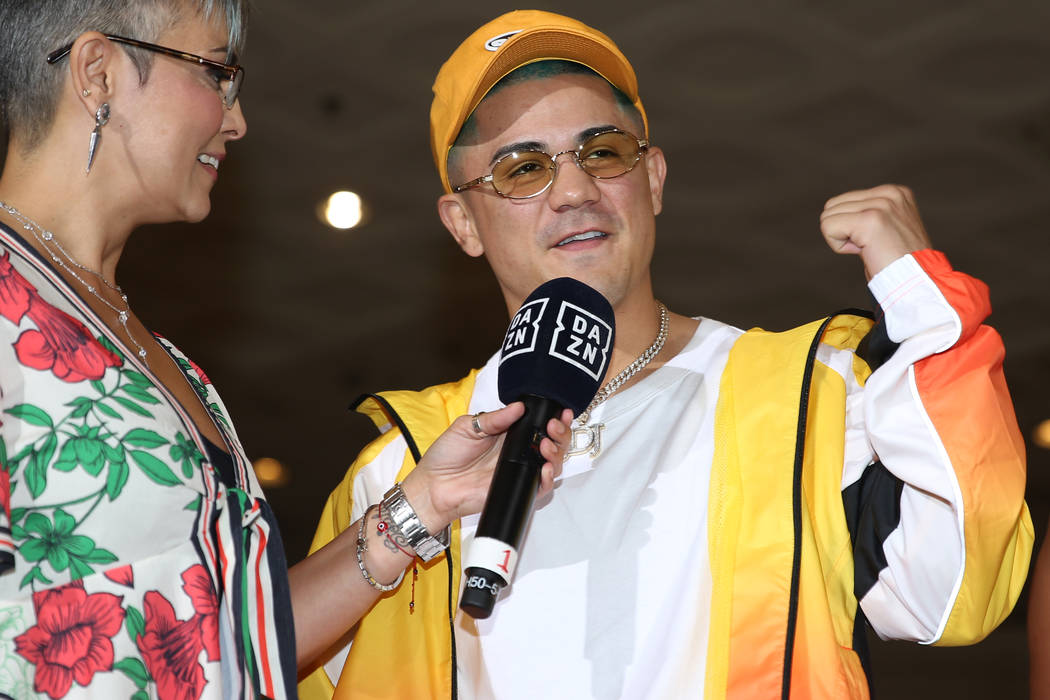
[452,128,649,199]
[47,34,244,110]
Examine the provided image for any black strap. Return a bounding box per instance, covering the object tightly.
[349,392,459,700]
[350,393,423,464]
[782,309,873,699]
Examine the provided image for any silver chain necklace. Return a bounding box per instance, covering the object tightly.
[575,301,669,426]
[0,200,147,360]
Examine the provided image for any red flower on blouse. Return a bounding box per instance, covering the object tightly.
[137,590,206,700]
[182,565,221,661]
[15,296,123,383]
[103,564,135,588]
[0,250,122,383]
[13,581,125,699]
[0,250,34,324]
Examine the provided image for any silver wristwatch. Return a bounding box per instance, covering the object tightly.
[381,483,450,562]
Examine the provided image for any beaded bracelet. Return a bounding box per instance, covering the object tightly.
[356,504,406,592]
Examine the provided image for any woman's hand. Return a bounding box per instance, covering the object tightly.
[401,403,573,534]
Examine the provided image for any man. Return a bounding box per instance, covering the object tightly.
[299,10,1032,699]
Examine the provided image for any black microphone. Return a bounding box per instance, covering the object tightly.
[460,277,615,619]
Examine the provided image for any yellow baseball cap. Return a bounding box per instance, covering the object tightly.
[430,10,649,193]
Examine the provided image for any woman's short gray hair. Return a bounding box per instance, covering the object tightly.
[0,0,248,152]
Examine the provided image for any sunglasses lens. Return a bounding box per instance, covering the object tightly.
[579,131,641,178]
[492,151,555,198]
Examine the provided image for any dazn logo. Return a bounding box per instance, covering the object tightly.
[550,302,612,381]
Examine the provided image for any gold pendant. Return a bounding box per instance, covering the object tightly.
[567,423,604,458]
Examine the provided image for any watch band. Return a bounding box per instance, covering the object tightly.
[381,482,450,562]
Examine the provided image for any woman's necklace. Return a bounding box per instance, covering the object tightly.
[0,200,147,360]
[568,301,669,458]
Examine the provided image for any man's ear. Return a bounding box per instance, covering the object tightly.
[437,193,485,257]
[644,145,667,216]
[68,32,121,117]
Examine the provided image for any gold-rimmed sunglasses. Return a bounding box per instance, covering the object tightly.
[47,34,244,110]
[452,128,649,199]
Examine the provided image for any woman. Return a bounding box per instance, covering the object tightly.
[0,2,569,698]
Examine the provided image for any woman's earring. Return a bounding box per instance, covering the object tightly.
[81,88,92,97]
[86,102,110,174]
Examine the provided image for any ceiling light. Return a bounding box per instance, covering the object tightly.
[1035,419,1050,450]
[253,457,290,487]
[323,190,364,229]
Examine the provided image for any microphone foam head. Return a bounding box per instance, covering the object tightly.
[497,277,615,416]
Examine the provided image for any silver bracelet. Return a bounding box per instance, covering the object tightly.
[356,504,405,592]
[381,482,450,562]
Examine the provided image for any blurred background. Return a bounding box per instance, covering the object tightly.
[59,0,1050,695]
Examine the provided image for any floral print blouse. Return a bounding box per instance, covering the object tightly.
[0,223,296,699]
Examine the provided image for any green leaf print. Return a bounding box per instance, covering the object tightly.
[122,428,169,449]
[72,436,107,476]
[185,495,202,511]
[18,565,52,589]
[5,404,54,428]
[83,546,118,564]
[22,512,51,536]
[97,334,120,355]
[123,369,152,387]
[209,402,230,428]
[120,383,161,405]
[53,440,79,472]
[65,396,93,419]
[132,691,150,700]
[18,509,95,579]
[169,432,205,478]
[129,450,181,486]
[39,432,57,470]
[68,557,93,580]
[91,379,106,395]
[23,451,48,498]
[114,657,151,689]
[103,442,126,463]
[112,396,154,418]
[125,605,146,643]
[106,460,129,500]
[95,401,122,419]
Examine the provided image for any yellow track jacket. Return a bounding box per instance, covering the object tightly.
[301,299,1031,699]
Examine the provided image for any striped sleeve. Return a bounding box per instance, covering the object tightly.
[844,250,1032,644]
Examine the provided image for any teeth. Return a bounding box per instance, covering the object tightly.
[197,154,219,169]
[557,231,605,246]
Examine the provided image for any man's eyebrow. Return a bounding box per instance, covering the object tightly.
[488,125,622,165]
[490,141,545,166]
[578,125,619,141]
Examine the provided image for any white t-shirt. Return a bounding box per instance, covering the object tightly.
[332,255,968,699]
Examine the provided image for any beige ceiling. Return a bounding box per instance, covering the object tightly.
[100,2,1050,694]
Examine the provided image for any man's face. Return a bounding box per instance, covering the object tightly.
[439,73,666,314]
